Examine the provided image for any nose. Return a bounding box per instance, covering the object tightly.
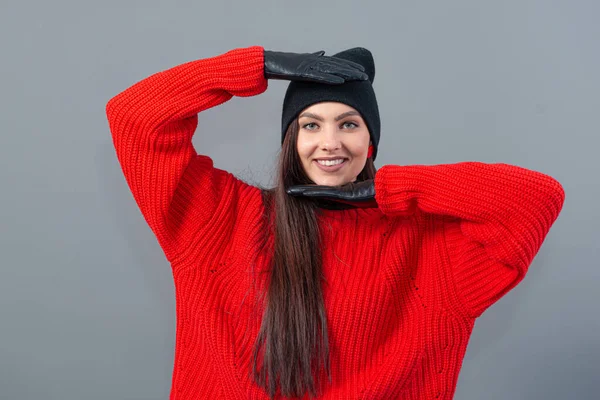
[319,125,342,151]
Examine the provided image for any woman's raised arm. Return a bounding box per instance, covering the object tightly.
[374,162,565,318]
[105,46,268,262]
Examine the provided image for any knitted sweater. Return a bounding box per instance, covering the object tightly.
[105,46,565,400]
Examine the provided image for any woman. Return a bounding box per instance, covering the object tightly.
[105,46,565,400]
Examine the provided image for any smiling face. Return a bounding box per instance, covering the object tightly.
[296,102,371,187]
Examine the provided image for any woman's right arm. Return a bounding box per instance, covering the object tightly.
[105,46,267,262]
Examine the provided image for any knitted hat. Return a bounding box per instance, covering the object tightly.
[280,47,381,160]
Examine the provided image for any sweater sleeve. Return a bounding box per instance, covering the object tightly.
[374,162,565,318]
[105,46,268,261]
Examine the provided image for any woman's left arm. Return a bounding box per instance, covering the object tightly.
[374,162,565,318]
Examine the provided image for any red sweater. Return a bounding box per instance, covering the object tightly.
[105,46,565,399]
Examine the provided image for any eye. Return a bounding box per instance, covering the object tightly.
[302,122,319,130]
[341,121,359,129]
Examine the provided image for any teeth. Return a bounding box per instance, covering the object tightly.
[317,159,345,166]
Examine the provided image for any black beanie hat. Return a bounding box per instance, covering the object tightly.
[280,47,381,160]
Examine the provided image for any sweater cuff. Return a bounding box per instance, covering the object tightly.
[374,165,420,217]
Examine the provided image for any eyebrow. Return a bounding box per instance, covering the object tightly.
[298,110,360,122]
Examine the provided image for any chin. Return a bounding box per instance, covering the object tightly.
[312,176,348,186]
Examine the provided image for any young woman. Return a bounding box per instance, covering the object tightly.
[105,46,565,400]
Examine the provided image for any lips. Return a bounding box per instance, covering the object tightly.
[313,158,347,172]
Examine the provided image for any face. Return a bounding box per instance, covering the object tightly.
[296,102,371,186]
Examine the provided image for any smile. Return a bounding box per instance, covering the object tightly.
[313,158,348,172]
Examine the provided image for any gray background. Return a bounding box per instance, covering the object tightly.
[1,0,598,399]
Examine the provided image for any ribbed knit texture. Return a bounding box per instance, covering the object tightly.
[105,46,565,400]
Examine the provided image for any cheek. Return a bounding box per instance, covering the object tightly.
[349,140,370,157]
[296,144,309,163]
[296,135,315,161]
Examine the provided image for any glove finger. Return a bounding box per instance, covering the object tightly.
[287,185,332,195]
[300,72,345,84]
[303,190,345,199]
[317,61,369,81]
[318,73,345,84]
[324,66,369,81]
[326,57,366,72]
[286,187,307,196]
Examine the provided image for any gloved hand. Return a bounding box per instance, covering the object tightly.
[286,179,377,209]
[264,50,369,84]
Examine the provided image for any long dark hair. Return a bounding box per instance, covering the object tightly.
[251,117,376,399]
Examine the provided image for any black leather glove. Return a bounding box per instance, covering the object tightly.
[286,179,377,209]
[264,50,369,84]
